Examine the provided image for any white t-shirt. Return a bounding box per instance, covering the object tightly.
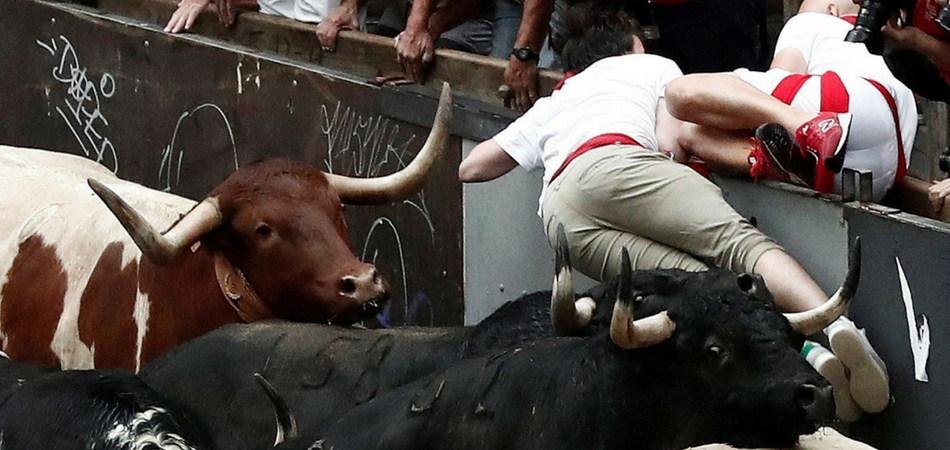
[493,53,683,209]
[773,12,916,154]
[258,0,339,23]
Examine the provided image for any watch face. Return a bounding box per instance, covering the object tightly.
[513,47,538,62]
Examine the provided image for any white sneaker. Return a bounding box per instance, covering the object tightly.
[825,317,890,413]
[802,341,863,422]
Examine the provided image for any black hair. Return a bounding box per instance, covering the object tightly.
[560,3,645,74]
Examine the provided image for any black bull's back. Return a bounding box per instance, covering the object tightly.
[280,288,830,450]
[140,269,773,450]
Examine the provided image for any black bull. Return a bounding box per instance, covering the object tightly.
[140,239,857,450]
[271,243,859,450]
[142,272,766,450]
[0,357,210,450]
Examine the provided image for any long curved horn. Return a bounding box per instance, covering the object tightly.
[785,237,861,335]
[326,82,453,205]
[550,223,594,334]
[254,373,298,447]
[609,249,676,349]
[88,179,223,265]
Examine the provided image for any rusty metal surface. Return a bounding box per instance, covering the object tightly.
[0,0,463,326]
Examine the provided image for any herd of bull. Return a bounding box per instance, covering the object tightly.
[0,83,863,449]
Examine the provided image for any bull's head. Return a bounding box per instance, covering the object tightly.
[551,232,861,448]
[88,83,452,325]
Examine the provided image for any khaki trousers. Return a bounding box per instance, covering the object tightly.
[541,144,781,281]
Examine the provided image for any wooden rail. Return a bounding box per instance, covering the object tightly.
[91,0,563,106]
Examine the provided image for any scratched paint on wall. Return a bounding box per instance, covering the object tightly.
[896,257,931,383]
[0,1,463,327]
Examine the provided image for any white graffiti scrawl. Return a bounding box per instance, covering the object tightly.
[37,35,118,173]
[320,101,436,240]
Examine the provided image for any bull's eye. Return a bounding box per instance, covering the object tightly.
[634,294,645,303]
[706,345,722,358]
[255,224,272,238]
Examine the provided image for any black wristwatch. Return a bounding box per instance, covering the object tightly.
[511,47,540,63]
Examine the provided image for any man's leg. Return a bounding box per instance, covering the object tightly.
[667,72,853,193]
[666,73,814,132]
[677,123,758,177]
[753,249,826,311]
[489,0,521,59]
[544,144,827,312]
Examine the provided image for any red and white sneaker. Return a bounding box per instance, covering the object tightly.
[795,112,852,193]
[748,123,813,187]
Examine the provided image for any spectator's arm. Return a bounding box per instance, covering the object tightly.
[316,0,363,52]
[770,48,808,74]
[503,0,553,112]
[459,139,519,182]
[394,0,444,82]
[883,22,950,72]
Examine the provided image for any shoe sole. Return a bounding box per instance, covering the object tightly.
[824,113,851,174]
[754,123,809,186]
[829,327,890,413]
[811,352,863,422]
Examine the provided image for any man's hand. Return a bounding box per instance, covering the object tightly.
[316,4,359,52]
[216,0,236,27]
[882,19,927,51]
[395,28,435,83]
[165,0,211,33]
[929,179,950,214]
[503,57,538,112]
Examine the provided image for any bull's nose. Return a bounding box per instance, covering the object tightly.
[340,268,386,302]
[796,383,835,423]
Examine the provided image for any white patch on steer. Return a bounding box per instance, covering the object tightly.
[0,147,197,370]
[133,279,151,373]
[105,407,198,450]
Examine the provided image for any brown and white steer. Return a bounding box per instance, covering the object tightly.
[0,84,452,372]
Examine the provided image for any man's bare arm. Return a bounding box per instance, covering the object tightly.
[395,0,441,82]
[771,48,808,74]
[459,139,519,182]
[883,22,950,72]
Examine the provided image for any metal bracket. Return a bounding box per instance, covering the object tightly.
[841,168,873,203]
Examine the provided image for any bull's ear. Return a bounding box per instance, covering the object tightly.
[736,273,769,301]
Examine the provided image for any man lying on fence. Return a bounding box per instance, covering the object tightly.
[664,0,917,202]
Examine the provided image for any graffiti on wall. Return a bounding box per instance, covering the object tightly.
[37,35,118,172]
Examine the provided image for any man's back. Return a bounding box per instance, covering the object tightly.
[500,53,682,183]
[777,13,904,88]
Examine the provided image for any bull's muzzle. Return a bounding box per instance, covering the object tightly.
[797,383,836,425]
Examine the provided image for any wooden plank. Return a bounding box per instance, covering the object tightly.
[94,0,563,105]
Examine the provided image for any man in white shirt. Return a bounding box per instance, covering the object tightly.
[461,9,834,325]
[665,0,916,201]
[461,4,890,428]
